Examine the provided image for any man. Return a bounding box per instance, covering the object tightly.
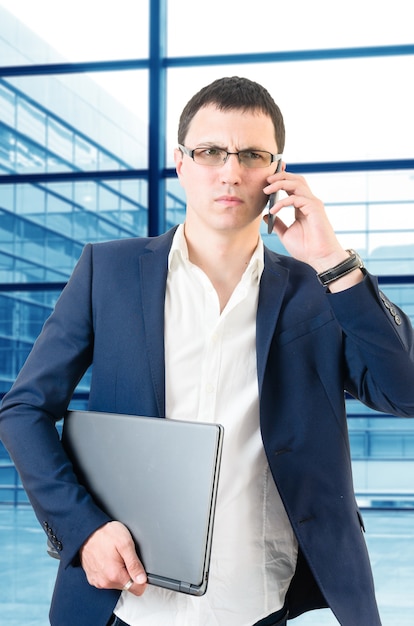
[1,76,414,626]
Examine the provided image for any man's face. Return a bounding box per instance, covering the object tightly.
[174,104,279,236]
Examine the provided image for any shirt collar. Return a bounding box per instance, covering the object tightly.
[245,238,264,285]
[168,223,264,285]
[168,224,189,271]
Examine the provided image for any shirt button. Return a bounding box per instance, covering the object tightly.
[206,383,215,393]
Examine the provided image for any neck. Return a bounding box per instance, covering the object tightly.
[183,222,260,311]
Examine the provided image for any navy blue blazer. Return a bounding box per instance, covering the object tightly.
[1,227,414,626]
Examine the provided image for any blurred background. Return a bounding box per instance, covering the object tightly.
[0,1,413,623]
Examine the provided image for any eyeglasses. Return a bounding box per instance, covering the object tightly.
[178,145,282,169]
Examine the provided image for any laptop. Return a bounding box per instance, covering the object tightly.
[61,410,223,596]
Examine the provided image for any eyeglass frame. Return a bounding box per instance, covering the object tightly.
[178,144,283,168]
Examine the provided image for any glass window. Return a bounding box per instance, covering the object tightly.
[0,81,15,127]
[0,126,16,172]
[166,178,186,229]
[119,179,146,206]
[15,136,47,174]
[57,180,148,241]
[167,0,413,56]
[0,2,149,63]
[47,118,73,165]
[349,433,367,458]
[74,135,98,171]
[46,182,74,205]
[6,72,148,171]
[0,289,61,391]
[98,185,120,213]
[99,151,123,171]
[0,178,148,286]
[166,56,414,164]
[369,203,414,232]
[15,184,46,216]
[0,185,15,214]
[371,434,405,458]
[2,71,148,173]
[74,181,97,216]
[46,193,76,235]
[0,251,15,283]
[0,209,16,253]
[16,98,46,145]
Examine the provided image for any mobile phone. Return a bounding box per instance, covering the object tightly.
[267,159,283,235]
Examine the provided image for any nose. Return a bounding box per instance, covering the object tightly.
[220,153,242,185]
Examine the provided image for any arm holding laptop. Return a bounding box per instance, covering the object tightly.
[0,241,156,600]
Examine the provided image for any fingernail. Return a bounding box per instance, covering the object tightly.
[136,572,147,585]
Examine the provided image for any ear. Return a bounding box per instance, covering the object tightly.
[174,148,184,179]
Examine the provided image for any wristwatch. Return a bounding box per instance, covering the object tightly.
[317,249,364,286]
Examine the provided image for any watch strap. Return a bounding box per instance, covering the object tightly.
[317,249,364,286]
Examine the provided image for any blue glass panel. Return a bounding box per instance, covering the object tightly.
[0,81,15,126]
[165,178,186,229]
[0,125,15,172]
[47,118,73,165]
[17,98,46,145]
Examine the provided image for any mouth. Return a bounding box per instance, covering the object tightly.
[215,195,243,206]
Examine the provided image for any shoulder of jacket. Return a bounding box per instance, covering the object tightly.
[89,226,178,256]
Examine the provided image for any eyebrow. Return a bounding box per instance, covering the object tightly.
[194,143,271,152]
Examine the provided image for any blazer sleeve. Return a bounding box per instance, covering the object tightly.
[328,272,414,416]
[0,244,111,567]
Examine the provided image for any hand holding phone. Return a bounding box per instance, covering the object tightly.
[267,159,283,235]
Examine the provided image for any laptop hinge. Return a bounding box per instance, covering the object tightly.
[179,581,192,594]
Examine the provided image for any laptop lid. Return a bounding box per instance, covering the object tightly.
[62,411,223,596]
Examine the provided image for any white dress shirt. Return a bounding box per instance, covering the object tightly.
[115,225,298,625]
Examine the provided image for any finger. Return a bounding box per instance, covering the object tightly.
[118,538,147,595]
[271,215,289,239]
[265,172,309,197]
[119,575,147,596]
[268,193,313,219]
[125,558,147,588]
[267,193,295,216]
[122,578,134,592]
[120,567,147,595]
[121,577,147,596]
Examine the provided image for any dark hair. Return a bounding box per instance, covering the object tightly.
[177,76,285,152]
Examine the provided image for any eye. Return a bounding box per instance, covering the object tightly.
[194,147,225,163]
[201,148,222,157]
[242,150,265,161]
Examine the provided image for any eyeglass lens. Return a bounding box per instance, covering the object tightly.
[193,148,273,168]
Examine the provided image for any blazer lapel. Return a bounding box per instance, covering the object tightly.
[256,249,289,394]
[139,229,177,417]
